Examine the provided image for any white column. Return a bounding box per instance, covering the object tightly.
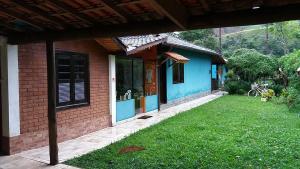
[0,40,20,137]
[109,55,117,126]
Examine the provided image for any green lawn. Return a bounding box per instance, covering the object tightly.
[65,96,300,169]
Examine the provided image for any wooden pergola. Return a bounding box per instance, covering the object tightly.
[1,0,300,165]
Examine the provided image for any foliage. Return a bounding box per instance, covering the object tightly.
[279,50,300,77]
[261,89,275,100]
[65,96,300,169]
[179,29,218,50]
[224,80,250,95]
[274,87,300,113]
[277,50,300,110]
[268,84,284,96]
[227,48,278,82]
[222,21,300,57]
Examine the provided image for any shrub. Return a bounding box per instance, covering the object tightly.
[277,87,300,110]
[269,84,284,96]
[224,80,250,95]
[226,70,235,79]
[261,89,275,101]
[286,87,299,108]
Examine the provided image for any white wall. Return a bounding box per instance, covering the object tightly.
[109,55,117,126]
[0,37,20,137]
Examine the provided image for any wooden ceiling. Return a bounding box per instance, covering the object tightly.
[1,0,300,44]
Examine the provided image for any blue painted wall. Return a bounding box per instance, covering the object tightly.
[145,95,158,112]
[116,99,135,122]
[166,48,212,102]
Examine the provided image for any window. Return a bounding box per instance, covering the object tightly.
[115,57,144,101]
[56,51,89,108]
[173,62,184,84]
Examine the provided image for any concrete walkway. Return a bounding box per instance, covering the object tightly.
[0,91,225,169]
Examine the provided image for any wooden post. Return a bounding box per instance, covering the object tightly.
[46,40,58,165]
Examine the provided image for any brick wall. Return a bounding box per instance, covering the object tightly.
[6,40,110,154]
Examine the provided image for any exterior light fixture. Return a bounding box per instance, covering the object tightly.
[252,6,260,9]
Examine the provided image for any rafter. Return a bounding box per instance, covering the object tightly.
[199,0,210,11]
[0,6,43,31]
[147,0,188,30]
[12,0,69,28]
[48,0,96,25]
[7,3,300,44]
[0,22,22,32]
[101,0,130,23]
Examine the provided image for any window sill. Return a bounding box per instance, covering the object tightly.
[56,102,90,111]
[173,82,184,84]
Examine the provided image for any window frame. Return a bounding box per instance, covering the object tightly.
[55,50,90,110]
[172,62,184,84]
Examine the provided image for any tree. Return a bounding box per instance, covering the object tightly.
[227,48,278,82]
[222,21,300,57]
[179,29,218,50]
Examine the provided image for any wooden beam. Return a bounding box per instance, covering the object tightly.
[46,40,58,165]
[0,22,22,32]
[101,0,130,22]
[7,19,176,44]
[7,3,300,44]
[188,3,300,29]
[199,0,210,11]
[48,0,95,24]
[147,0,188,30]
[0,7,43,31]
[12,0,69,28]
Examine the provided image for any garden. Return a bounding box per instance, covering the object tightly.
[65,96,300,169]
[180,21,300,113]
[224,48,300,113]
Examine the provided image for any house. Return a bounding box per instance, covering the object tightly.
[110,34,226,123]
[0,34,225,155]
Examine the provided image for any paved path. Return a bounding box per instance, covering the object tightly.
[0,91,225,169]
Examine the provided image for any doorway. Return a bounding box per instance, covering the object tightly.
[160,62,167,104]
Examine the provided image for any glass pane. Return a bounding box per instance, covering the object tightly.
[133,60,144,96]
[74,55,87,102]
[75,80,85,101]
[116,58,132,101]
[173,63,179,83]
[133,59,144,111]
[58,80,70,103]
[57,53,71,104]
[180,63,184,83]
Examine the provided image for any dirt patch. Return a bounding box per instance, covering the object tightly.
[118,146,145,154]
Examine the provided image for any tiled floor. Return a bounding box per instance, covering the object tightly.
[0,91,225,169]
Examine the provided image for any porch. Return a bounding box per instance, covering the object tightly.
[0,91,225,169]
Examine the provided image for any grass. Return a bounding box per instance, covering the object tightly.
[65,96,300,169]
